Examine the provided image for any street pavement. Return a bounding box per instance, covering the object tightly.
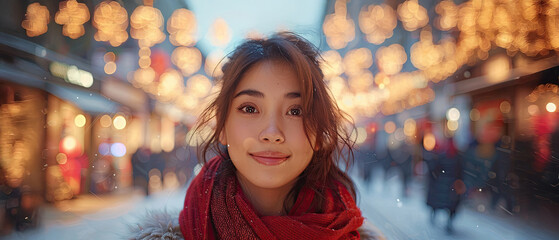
[356,168,558,240]
[4,169,558,239]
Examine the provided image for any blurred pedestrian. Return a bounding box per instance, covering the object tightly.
[488,136,516,213]
[426,137,465,233]
[131,146,151,195]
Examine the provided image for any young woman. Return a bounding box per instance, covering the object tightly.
[179,32,374,239]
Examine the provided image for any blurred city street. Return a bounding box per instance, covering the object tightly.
[2,0,559,239]
[4,187,187,240]
[4,170,559,240]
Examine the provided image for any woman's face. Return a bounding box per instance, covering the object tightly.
[221,60,315,192]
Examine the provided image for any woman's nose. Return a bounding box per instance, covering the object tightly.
[259,116,285,143]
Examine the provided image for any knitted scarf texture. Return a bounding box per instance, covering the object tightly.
[179,156,364,239]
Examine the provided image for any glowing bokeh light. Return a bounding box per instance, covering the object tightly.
[62,136,77,152]
[384,121,396,134]
[546,102,557,112]
[22,3,50,37]
[446,108,460,121]
[113,115,127,130]
[500,101,511,114]
[423,133,436,151]
[111,143,127,157]
[55,0,90,39]
[99,142,110,155]
[470,108,480,121]
[74,114,86,127]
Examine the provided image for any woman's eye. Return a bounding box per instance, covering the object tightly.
[288,107,302,116]
[239,105,258,114]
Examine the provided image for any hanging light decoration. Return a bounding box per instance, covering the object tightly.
[156,69,184,102]
[359,4,397,45]
[435,0,458,31]
[208,18,232,47]
[22,3,50,37]
[397,0,429,32]
[55,0,90,39]
[323,0,355,49]
[320,50,344,80]
[93,1,129,47]
[172,47,202,77]
[167,8,198,47]
[343,48,373,77]
[376,44,407,75]
[130,5,165,48]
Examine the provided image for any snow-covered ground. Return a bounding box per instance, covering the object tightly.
[357,168,558,240]
[4,188,187,240]
[5,169,558,239]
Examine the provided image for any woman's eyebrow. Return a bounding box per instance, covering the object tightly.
[285,92,301,99]
[234,89,264,98]
[234,89,301,99]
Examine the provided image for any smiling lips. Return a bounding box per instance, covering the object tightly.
[250,151,290,166]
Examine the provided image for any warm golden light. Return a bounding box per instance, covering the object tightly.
[172,47,202,77]
[186,74,212,98]
[359,4,397,45]
[104,62,117,75]
[343,48,373,77]
[423,133,436,151]
[546,102,557,112]
[435,0,458,31]
[209,18,232,47]
[100,114,112,128]
[55,0,90,39]
[351,127,368,145]
[167,8,198,47]
[446,108,460,121]
[348,70,374,92]
[104,52,116,62]
[113,115,127,130]
[384,121,396,134]
[470,108,480,121]
[74,114,86,127]
[323,0,355,49]
[447,120,459,131]
[320,50,344,80]
[397,0,429,31]
[205,50,225,78]
[527,104,539,116]
[376,44,407,75]
[403,118,416,137]
[157,69,184,102]
[56,153,68,165]
[485,55,511,83]
[130,5,165,47]
[93,1,128,47]
[500,101,511,114]
[132,67,156,88]
[22,3,50,37]
[62,136,77,151]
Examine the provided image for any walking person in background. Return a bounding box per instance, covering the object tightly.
[425,137,465,233]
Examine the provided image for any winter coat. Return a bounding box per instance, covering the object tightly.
[128,209,385,240]
[426,148,463,211]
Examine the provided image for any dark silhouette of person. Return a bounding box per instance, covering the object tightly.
[425,137,465,233]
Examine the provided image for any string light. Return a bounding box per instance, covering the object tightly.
[93,1,129,47]
[55,0,90,39]
[22,3,50,37]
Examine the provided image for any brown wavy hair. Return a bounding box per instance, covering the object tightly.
[193,31,357,212]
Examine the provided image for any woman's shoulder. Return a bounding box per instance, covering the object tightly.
[358,219,386,240]
[128,209,183,240]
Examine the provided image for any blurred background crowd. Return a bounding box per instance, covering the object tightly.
[1,0,558,239]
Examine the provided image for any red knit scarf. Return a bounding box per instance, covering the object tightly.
[179,156,364,239]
